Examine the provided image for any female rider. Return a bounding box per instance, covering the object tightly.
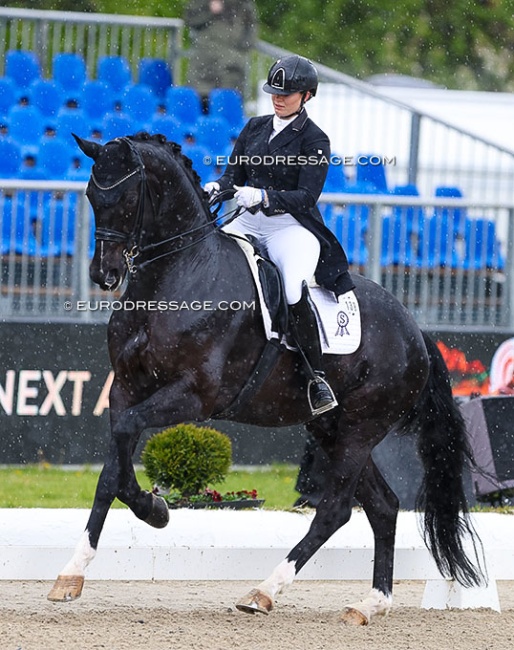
[205,55,354,416]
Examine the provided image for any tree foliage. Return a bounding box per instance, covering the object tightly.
[7,0,514,90]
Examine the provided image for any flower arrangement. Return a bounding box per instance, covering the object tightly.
[142,423,263,509]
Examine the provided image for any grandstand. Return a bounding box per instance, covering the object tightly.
[0,7,513,331]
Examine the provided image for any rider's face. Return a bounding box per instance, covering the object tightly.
[271,91,310,118]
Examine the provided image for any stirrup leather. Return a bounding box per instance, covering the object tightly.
[307,374,338,416]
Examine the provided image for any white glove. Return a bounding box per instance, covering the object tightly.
[204,181,220,197]
[234,185,264,209]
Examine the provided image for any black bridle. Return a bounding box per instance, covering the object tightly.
[91,137,240,274]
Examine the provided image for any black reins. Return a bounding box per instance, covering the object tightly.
[91,138,240,274]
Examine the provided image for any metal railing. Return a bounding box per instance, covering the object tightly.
[0,9,513,331]
[1,181,512,331]
[0,7,184,83]
[253,42,514,206]
[319,193,514,331]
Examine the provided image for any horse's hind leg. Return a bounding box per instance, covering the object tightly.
[236,435,368,616]
[339,457,399,625]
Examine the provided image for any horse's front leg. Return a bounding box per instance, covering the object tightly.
[48,378,209,602]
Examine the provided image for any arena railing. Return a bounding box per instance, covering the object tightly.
[252,42,514,207]
[0,7,183,83]
[1,180,513,331]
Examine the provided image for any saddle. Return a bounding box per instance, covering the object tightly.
[214,233,361,420]
[227,232,362,355]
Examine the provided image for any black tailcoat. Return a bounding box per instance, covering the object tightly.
[217,109,354,296]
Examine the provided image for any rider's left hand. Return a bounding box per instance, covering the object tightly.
[233,185,265,209]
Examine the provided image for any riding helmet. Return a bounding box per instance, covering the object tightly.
[262,55,319,97]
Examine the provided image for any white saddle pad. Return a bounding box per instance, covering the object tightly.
[310,286,361,355]
[232,234,362,356]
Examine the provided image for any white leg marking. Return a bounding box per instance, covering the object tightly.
[346,588,393,620]
[256,559,297,600]
[59,531,96,577]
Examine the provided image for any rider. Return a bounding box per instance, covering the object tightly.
[205,55,354,416]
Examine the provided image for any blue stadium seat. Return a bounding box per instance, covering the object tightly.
[18,154,46,180]
[7,104,44,152]
[322,207,367,266]
[149,114,185,142]
[38,138,72,179]
[0,77,17,119]
[40,191,78,256]
[418,186,467,268]
[27,79,65,124]
[208,88,245,128]
[433,186,466,236]
[0,138,22,177]
[194,115,231,154]
[97,55,132,98]
[121,84,158,131]
[138,58,173,99]
[52,53,87,95]
[421,214,465,268]
[1,192,39,255]
[381,213,425,266]
[182,142,211,183]
[5,50,41,92]
[323,157,347,192]
[165,86,202,128]
[356,153,388,193]
[463,218,505,271]
[101,111,134,141]
[55,108,91,146]
[81,80,115,124]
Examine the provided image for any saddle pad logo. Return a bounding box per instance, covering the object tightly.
[336,311,350,336]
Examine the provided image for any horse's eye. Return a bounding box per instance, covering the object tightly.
[124,191,139,209]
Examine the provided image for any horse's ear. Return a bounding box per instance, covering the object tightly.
[73,133,101,161]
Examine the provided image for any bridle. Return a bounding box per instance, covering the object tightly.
[91,137,240,275]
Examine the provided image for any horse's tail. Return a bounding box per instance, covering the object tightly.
[397,332,485,587]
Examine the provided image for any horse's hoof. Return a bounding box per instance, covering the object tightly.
[144,493,170,529]
[340,606,369,626]
[47,575,84,602]
[236,588,273,615]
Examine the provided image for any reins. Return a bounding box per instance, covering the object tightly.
[91,138,241,274]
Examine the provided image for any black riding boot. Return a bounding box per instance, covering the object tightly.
[289,286,338,416]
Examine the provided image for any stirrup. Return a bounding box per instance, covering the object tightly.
[307,374,338,416]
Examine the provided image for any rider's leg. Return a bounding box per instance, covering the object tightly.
[288,283,338,415]
[265,222,337,416]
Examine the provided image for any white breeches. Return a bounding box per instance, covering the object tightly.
[223,209,320,304]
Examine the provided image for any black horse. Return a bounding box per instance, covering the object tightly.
[48,133,483,624]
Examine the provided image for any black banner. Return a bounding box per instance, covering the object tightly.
[0,323,512,473]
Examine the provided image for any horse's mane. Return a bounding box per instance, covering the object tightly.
[127,132,211,210]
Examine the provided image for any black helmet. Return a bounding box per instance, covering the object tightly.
[262,55,318,97]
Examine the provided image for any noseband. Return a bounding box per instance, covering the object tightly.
[91,137,241,275]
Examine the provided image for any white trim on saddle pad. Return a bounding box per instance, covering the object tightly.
[232,234,362,355]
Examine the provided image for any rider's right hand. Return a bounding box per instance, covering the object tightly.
[204,181,220,197]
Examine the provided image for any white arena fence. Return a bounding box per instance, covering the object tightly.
[1,179,513,330]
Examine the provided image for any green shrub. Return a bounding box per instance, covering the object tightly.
[141,423,232,496]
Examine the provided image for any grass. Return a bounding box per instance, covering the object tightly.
[0,463,300,510]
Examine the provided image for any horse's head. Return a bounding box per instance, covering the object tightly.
[76,133,213,291]
[76,134,146,290]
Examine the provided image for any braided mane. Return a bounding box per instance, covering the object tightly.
[127,131,210,207]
